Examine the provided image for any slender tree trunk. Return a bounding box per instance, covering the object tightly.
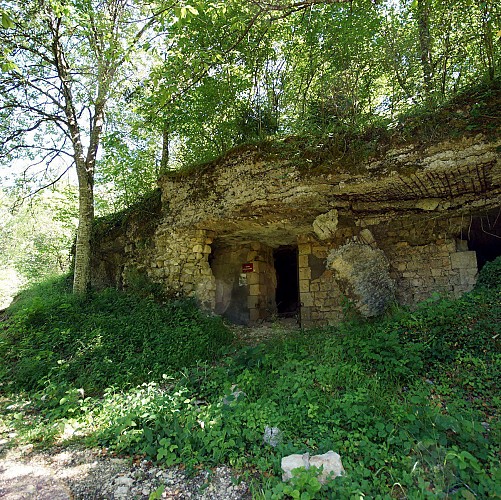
[72,101,105,294]
[416,0,434,104]
[480,1,495,81]
[73,160,94,294]
[160,119,169,173]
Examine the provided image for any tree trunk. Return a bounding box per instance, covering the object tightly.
[480,1,495,81]
[160,119,169,173]
[73,161,94,294]
[416,0,434,104]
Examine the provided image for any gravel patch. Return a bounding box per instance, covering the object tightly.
[0,445,250,499]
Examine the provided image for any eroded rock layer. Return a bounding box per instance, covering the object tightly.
[91,134,501,326]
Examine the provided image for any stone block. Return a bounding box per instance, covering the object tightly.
[406,260,420,271]
[450,251,477,270]
[249,284,260,296]
[402,272,417,278]
[416,198,440,211]
[433,276,449,286]
[247,273,260,285]
[299,279,310,292]
[299,255,309,268]
[301,307,311,320]
[312,246,327,258]
[249,308,260,322]
[456,239,468,252]
[319,281,335,291]
[281,454,310,481]
[263,426,282,447]
[359,228,376,247]
[309,451,345,483]
[459,268,478,286]
[446,242,457,252]
[248,296,260,308]
[298,243,311,254]
[247,251,258,261]
[299,267,311,280]
[313,209,339,240]
[301,292,314,307]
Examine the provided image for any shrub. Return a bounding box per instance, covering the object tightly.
[476,256,501,289]
[0,276,233,393]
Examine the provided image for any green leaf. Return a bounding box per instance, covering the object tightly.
[2,12,14,29]
[1,61,18,72]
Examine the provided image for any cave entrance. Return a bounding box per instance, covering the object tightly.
[273,245,299,318]
[467,210,501,269]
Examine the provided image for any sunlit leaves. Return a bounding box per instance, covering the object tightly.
[1,10,14,29]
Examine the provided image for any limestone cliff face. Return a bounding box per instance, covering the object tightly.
[159,135,500,242]
[92,133,501,325]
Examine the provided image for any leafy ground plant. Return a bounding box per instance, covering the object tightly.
[0,259,500,498]
[0,275,233,394]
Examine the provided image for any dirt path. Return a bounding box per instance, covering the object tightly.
[0,442,251,499]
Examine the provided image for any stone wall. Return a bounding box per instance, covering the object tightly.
[370,217,478,305]
[90,134,500,326]
[148,226,215,308]
[298,237,343,326]
[211,242,276,324]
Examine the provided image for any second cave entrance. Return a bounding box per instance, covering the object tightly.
[273,245,299,318]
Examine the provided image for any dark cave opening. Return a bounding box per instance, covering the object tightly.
[467,210,501,269]
[274,245,299,317]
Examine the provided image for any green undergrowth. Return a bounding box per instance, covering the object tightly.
[0,275,232,394]
[0,259,500,498]
[92,187,162,240]
[166,78,500,179]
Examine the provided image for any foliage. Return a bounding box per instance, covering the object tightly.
[125,0,501,176]
[476,255,501,289]
[0,275,499,498]
[0,0,186,293]
[95,127,161,214]
[0,276,233,394]
[0,186,77,306]
[92,188,162,239]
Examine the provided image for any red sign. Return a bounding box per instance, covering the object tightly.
[242,263,254,273]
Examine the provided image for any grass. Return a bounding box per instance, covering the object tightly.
[0,258,500,498]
